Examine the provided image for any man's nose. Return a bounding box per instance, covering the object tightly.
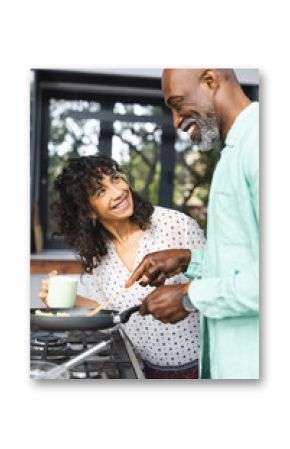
[172,110,182,129]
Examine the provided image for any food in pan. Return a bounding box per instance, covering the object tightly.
[34,307,105,317]
[35,309,70,317]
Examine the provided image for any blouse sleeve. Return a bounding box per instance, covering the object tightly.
[77,272,107,304]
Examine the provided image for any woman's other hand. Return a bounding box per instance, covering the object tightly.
[38,270,58,307]
[38,270,99,308]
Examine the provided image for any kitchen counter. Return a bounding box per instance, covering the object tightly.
[31,250,78,260]
[30,250,83,274]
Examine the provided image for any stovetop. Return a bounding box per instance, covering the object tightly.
[30,326,144,379]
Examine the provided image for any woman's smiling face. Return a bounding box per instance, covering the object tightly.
[89,172,134,223]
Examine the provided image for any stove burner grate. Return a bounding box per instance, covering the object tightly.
[31,332,69,361]
[70,362,103,379]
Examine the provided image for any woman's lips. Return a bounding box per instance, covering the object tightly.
[111,196,130,211]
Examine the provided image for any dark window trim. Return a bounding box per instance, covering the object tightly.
[35,68,162,86]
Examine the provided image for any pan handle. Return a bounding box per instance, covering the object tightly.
[119,305,140,324]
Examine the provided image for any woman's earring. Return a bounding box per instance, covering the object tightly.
[91,217,98,227]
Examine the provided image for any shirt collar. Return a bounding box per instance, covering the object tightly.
[225,102,259,147]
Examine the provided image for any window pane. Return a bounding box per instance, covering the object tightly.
[112,120,162,205]
[173,130,218,230]
[113,102,162,116]
[47,98,101,238]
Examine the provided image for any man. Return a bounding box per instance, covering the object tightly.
[126,69,259,379]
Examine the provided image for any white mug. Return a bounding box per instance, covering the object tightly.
[47,275,78,308]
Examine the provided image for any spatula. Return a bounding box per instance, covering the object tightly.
[85,280,141,317]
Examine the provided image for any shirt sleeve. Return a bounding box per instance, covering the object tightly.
[188,261,259,318]
[77,272,107,304]
[185,248,205,280]
[183,217,206,280]
[244,125,259,224]
[188,124,259,319]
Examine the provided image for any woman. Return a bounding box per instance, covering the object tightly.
[39,155,205,379]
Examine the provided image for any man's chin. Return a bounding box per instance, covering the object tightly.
[191,142,213,152]
[194,138,221,153]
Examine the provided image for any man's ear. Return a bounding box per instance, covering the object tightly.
[200,69,220,94]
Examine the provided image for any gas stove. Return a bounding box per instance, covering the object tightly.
[30,326,144,379]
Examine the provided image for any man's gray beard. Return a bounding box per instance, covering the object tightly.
[191,114,221,152]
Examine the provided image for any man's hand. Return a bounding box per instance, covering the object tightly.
[139,284,189,324]
[125,249,191,288]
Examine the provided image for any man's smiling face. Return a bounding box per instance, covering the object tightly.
[162,69,221,152]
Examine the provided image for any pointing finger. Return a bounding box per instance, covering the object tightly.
[125,259,150,288]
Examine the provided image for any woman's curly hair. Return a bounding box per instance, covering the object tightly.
[52,155,154,274]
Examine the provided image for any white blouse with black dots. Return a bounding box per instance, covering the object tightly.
[77,206,206,367]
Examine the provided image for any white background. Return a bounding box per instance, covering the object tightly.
[0,1,289,448]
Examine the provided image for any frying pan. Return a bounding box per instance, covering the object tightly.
[30,305,140,331]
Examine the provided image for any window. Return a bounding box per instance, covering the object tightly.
[32,71,176,249]
[173,130,219,230]
[47,98,102,238]
[31,70,259,251]
[112,119,162,203]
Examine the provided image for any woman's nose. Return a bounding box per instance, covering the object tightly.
[109,184,123,198]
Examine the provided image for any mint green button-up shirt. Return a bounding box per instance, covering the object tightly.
[185,102,259,379]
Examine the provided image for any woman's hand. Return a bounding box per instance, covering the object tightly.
[125,249,192,288]
[38,270,99,308]
[38,270,58,307]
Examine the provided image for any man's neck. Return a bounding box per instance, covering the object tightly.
[217,89,252,141]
